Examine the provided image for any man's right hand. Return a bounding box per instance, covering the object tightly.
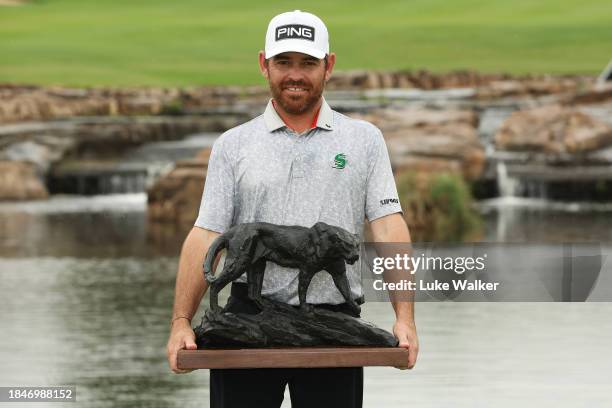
[166,319,198,374]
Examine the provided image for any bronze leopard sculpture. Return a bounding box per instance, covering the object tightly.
[203,221,361,315]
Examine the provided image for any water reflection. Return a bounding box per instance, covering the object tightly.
[1,257,211,407]
[0,195,187,258]
[479,197,612,242]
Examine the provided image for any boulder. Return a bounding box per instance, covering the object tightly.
[355,107,478,130]
[495,105,612,154]
[476,78,583,99]
[327,70,590,92]
[0,116,229,180]
[348,108,485,180]
[0,84,268,124]
[0,161,48,201]
[0,88,116,123]
[0,136,74,173]
[147,148,211,224]
[327,69,508,90]
[562,83,612,105]
[386,124,485,180]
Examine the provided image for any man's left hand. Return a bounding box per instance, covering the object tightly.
[393,320,419,370]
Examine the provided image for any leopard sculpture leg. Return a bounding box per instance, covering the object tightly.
[298,269,316,313]
[326,259,361,316]
[209,235,257,312]
[247,259,267,310]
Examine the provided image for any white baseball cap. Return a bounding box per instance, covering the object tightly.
[264,10,329,60]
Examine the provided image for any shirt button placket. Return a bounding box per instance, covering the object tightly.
[293,134,307,178]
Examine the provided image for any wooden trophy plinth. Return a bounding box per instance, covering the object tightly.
[178,347,409,369]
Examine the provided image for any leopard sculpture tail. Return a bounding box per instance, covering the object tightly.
[203,234,229,284]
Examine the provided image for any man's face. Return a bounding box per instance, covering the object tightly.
[260,52,333,115]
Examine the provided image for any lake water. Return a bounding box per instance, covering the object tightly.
[1,194,611,407]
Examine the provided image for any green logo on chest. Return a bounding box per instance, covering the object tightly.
[332,153,347,169]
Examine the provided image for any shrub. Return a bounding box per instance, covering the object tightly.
[396,171,482,242]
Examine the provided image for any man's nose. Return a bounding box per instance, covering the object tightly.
[286,65,307,81]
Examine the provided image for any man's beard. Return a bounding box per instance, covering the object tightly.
[269,77,325,115]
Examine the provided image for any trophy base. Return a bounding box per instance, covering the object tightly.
[195,296,398,348]
[178,347,409,369]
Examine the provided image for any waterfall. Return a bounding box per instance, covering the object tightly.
[48,163,173,195]
[495,161,520,197]
[48,133,217,195]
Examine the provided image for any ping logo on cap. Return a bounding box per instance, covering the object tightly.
[275,24,315,42]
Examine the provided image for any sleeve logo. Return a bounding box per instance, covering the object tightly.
[380,198,399,205]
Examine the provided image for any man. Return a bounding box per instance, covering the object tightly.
[166,10,418,408]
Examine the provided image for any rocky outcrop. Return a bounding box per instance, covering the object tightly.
[562,83,612,105]
[0,84,267,124]
[348,108,485,180]
[0,161,48,201]
[0,116,239,174]
[147,148,211,224]
[0,114,239,201]
[327,70,494,90]
[0,137,74,173]
[327,69,591,93]
[389,126,485,180]
[1,72,593,124]
[495,105,612,154]
[356,108,478,129]
[475,77,587,99]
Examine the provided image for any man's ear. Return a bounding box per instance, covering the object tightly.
[258,51,270,80]
[324,52,336,82]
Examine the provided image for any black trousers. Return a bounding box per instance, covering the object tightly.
[209,283,363,408]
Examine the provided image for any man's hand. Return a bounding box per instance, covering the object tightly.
[166,320,198,374]
[167,227,219,374]
[393,320,419,370]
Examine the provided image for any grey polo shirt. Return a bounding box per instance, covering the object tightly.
[194,96,402,305]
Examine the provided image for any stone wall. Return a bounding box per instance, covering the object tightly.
[326,69,591,96]
[0,84,267,124]
[0,71,594,124]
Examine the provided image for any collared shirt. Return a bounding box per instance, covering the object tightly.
[267,98,328,133]
[195,96,402,305]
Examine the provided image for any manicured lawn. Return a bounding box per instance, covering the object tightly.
[1,0,611,86]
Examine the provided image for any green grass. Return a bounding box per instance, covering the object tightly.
[1,0,611,86]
